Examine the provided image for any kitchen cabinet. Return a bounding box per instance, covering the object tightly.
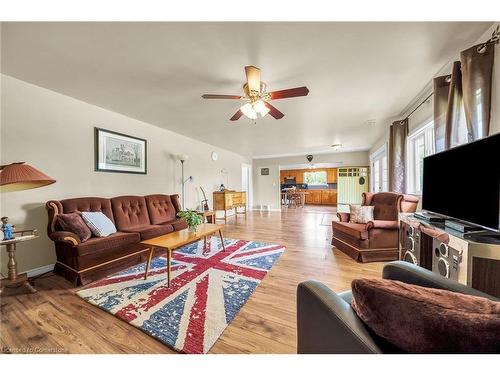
[326,168,337,183]
[321,190,337,205]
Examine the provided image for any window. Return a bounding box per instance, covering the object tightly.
[304,171,327,185]
[407,121,435,195]
[370,144,388,192]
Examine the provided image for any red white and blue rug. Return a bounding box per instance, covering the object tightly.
[76,237,285,354]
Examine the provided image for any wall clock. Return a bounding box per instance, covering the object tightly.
[211,151,219,161]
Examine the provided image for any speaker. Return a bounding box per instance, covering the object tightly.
[400,222,421,266]
[432,239,465,282]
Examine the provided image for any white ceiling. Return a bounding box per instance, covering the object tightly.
[1,22,491,157]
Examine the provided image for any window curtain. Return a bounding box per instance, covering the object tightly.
[388,118,408,193]
[433,75,450,153]
[433,61,467,152]
[460,43,495,140]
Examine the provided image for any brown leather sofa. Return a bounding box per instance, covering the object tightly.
[46,194,188,285]
[297,261,498,353]
[331,192,418,263]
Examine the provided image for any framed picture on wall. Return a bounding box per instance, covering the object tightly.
[261,168,269,175]
[94,127,147,174]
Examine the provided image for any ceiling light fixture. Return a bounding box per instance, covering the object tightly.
[240,103,257,120]
[331,143,342,151]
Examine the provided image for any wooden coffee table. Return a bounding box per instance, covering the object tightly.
[140,223,226,287]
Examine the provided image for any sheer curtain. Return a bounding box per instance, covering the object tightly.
[388,119,408,193]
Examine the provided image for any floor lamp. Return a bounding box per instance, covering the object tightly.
[176,154,193,210]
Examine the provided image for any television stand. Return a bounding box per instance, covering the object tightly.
[413,211,446,223]
[464,231,500,245]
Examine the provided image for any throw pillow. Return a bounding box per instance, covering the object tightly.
[357,206,374,224]
[349,204,361,223]
[349,205,374,224]
[57,212,92,242]
[351,278,500,353]
[81,211,117,237]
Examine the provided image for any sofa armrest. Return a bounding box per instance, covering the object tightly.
[49,231,81,246]
[297,280,382,353]
[337,212,350,222]
[382,261,498,301]
[366,220,399,230]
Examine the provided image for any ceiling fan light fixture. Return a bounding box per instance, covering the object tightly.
[240,103,257,120]
[253,100,270,117]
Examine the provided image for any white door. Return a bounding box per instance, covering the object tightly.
[241,164,251,209]
[370,145,388,192]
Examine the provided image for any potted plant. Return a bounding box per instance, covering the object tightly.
[177,210,204,233]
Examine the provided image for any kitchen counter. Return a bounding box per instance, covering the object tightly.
[296,188,337,205]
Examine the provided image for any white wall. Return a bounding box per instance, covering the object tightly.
[0,75,249,274]
[252,151,369,210]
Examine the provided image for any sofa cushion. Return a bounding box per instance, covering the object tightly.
[123,224,174,240]
[57,212,92,242]
[160,218,188,231]
[351,278,500,353]
[332,221,368,240]
[60,197,115,223]
[145,194,177,225]
[111,196,151,231]
[76,231,140,256]
[81,211,117,237]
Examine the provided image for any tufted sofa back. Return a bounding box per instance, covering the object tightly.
[111,195,151,230]
[145,194,177,224]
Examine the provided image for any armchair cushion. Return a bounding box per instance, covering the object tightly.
[57,212,92,242]
[351,278,500,353]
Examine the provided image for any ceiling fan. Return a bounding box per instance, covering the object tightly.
[201,65,309,121]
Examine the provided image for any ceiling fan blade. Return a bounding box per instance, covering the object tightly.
[245,65,261,93]
[269,86,309,100]
[264,102,285,119]
[202,94,242,99]
[230,109,243,121]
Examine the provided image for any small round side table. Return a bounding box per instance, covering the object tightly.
[0,229,39,294]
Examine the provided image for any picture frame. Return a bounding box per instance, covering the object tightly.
[261,168,269,175]
[94,127,147,174]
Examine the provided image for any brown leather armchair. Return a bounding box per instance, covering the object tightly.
[331,192,418,263]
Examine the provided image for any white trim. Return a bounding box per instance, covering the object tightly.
[26,263,55,277]
[252,146,369,160]
[369,143,387,161]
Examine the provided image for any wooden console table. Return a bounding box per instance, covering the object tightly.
[0,229,39,294]
[213,190,247,223]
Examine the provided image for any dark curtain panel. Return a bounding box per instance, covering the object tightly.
[433,75,450,152]
[389,118,409,193]
[445,61,467,149]
[460,43,495,140]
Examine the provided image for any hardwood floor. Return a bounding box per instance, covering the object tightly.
[0,205,384,354]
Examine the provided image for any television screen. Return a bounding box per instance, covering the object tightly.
[422,132,500,232]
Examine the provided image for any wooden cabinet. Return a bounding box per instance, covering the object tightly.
[326,168,337,183]
[213,191,247,222]
[281,168,337,184]
[321,190,337,205]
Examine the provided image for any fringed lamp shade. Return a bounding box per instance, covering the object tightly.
[0,162,56,192]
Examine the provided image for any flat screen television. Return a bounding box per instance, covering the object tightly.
[422,132,500,232]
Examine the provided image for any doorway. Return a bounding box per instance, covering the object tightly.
[241,163,252,209]
[370,144,388,193]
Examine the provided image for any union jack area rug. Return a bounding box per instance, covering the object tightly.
[76,237,285,354]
